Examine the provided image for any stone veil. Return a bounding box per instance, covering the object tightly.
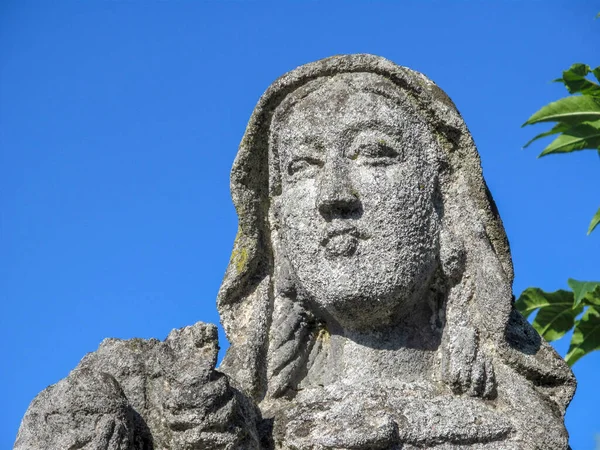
[15,54,576,450]
[217,54,575,449]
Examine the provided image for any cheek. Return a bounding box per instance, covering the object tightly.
[356,167,435,244]
[280,181,317,218]
[356,166,428,211]
[279,183,320,251]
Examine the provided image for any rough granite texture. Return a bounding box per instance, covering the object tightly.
[15,323,261,450]
[16,54,575,449]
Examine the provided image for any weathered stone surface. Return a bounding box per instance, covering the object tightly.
[217,54,576,449]
[15,322,261,449]
[15,369,135,450]
[16,54,576,449]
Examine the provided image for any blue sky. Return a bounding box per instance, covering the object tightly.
[1,1,598,448]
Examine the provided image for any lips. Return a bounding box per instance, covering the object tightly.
[320,226,360,258]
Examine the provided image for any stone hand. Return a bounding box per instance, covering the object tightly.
[441,325,496,398]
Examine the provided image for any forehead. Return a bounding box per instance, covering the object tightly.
[287,91,397,129]
[274,73,416,144]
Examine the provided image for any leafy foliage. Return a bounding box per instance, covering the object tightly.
[589,207,600,235]
[523,63,600,235]
[516,280,600,366]
[516,288,583,341]
[524,96,600,129]
[519,55,600,367]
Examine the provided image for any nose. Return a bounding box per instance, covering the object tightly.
[316,161,361,219]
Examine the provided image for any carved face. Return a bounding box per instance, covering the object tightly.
[272,74,440,330]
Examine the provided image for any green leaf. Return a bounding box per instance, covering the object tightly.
[566,63,591,77]
[568,279,600,307]
[588,207,600,235]
[593,66,600,83]
[534,303,584,341]
[523,96,600,127]
[555,63,600,96]
[522,123,570,149]
[515,288,582,341]
[566,306,600,366]
[516,287,562,318]
[538,119,600,156]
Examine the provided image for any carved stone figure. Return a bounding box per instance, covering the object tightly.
[217,54,575,449]
[16,54,575,450]
[14,323,262,450]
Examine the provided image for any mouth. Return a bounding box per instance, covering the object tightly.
[320,226,363,258]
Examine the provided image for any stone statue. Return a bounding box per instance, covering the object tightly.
[14,323,262,450]
[218,54,575,449]
[15,54,575,450]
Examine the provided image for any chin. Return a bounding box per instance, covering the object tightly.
[312,288,402,330]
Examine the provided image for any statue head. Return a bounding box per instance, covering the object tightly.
[269,72,440,331]
[216,56,571,419]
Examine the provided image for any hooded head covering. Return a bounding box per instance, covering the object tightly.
[216,55,572,412]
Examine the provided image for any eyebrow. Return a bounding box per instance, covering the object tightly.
[300,135,326,148]
[344,119,401,135]
[291,120,401,147]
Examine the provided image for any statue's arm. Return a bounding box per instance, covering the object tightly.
[14,322,263,450]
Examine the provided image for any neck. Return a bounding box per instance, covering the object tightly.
[301,297,443,390]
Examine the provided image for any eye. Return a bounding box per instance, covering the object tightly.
[355,139,401,165]
[287,157,324,177]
